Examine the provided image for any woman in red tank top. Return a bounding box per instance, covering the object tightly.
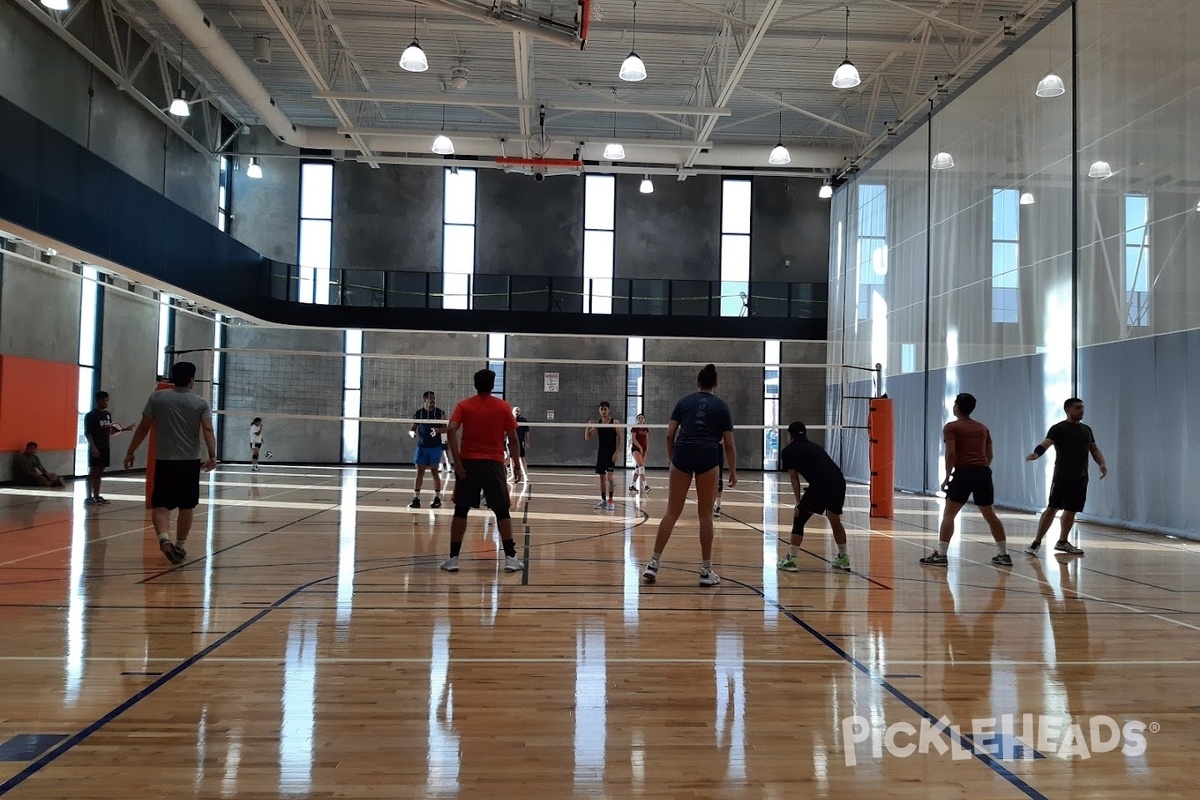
[630,414,651,494]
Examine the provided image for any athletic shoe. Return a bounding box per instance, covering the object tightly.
[606,500,616,511]
[698,568,721,587]
[629,485,638,494]
[777,554,800,572]
[97,496,111,505]
[643,485,651,494]
[831,553,852,571]
[440,557,459,572]
[175,542,187,560]
[1024,543,1040,556]
[642,560,659,583]
[1054,540,1085,556]
[920,551,948,566]
[504,555,524,573]
[430,496,442,509]
[84,497,101,506]
[594,500,609,510]
[409,498,421,509]
[252,465,259,472]
[992,553,1014,567]
[159,539,184,565]
[713,503,722,517]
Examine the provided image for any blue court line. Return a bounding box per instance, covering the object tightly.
[725,574,1050,800]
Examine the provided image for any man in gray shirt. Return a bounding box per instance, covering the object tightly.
[124,361,217,564]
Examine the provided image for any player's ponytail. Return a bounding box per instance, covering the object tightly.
[697,363,718,390]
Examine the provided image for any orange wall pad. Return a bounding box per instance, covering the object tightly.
[0,355,79,452]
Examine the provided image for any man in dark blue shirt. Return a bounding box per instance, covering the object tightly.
[83,390,129,506]
[777,421,850,572]
[410,391,445,509]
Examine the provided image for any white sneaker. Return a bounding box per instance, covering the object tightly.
[606,500,616,511]
[698,568,721,587]
[713,503,722,517]
[593,500,609,510]
[642,560,659,583]
[504,555,524,573]
[1024,544,1040,556]
[440,557,459,572]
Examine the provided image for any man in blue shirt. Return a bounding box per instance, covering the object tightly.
[410,391,446,509]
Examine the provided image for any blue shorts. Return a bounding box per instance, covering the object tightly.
[415,446,442,466]
[672,446,721,476]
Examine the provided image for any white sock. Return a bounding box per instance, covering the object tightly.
[997,541,1008,556]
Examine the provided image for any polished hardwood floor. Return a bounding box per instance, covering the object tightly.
[0,465,1197,799]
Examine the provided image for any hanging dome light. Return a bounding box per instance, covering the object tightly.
[639,175,654,194]
[620,2,647,81]
[603,143,626,160]
[931,151,955,170]
[831,8,861,89]
[168,93,190,118]
[819,181,834,199]
[1088,160,1113,179]
[246,158,263,179]
[41,0,69,10]
[769,144,791,165]
[1035,73,1065,97]
[400,41,428,72]
[1019,191,1035,205]
[432,134,455,155]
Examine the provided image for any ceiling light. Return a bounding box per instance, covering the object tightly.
[1019,191,1035,205]
[432,134,455,155]
[247,158,263,179]
[931,151,955,170]
[1196,199,1200,212]
[603,143,626,160]
[769,144,791,166]
[819,181,833,199]
[639,175,654,194]
[1088,160,1112,179]
[1036,73,1065,97]
[168,93,190,118]
[400,6,428,72]
[620,2,647,81]
[41,0,69,10]
[832,7,861,89]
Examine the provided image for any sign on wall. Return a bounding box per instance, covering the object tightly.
[544,372,560,392]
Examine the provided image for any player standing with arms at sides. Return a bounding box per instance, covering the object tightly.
[629,413,651,494]
[249,418,265,471]
[643,364,736,587]
[776,422,851,572]
[440,369,523,573]
[585,401,622,510]
[1024,397,1107,556]
[409,391,445,509]
[920,393,1011,566]
[511,406,531,480]
[84,391,131,505]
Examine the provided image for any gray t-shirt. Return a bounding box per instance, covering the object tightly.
[143,387,211,461]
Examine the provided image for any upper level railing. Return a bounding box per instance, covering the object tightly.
[268,264,828,320]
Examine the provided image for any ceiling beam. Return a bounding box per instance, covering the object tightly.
[513,31,533,147]
[874,0,986,36]
[343,127,714,149]
[313,91,731,117]
[742,87,869,139]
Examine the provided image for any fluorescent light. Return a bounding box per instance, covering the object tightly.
[931,151,955,170]
[819,182,833,199]
[1019,191,1035,205]
[768,143,791,166]
[168,95,190,118]
[400,41,428,72]
[1088,160,1113,179]
[432,134,455,155]
[41,0,69,10]
[832,60,861,89]
[620,53,647,82]
[1035,73,1065,97]
[639,176,654,194]
[247,158,263,179]
[603,142,626,160]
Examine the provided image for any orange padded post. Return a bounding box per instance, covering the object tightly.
[144,381,173,509]
[868,397,894,519]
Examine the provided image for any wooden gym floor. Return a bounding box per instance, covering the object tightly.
[0,465,1197,799]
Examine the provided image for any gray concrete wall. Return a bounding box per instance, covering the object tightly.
[615,174,721,281]
[99,287,159,470]
[358,331,487,463]
[222,326,343,462]
[229,128,299,264]
[752,177,831,283]
[475,171,583,277]
[332,163,442,272]
[780,340,829,452]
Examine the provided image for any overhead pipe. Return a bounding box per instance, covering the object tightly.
[416,0,583,48]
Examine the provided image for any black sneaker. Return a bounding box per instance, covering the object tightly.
[409,497,421,509]
[920,551,948,566]
[992,553,1013,567]
[1054,540,1085,555]
[431,496,442,509]
[159,539,184,565]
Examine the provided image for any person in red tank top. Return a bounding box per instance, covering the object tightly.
[920,393,1010,567]
[629,413,651,494]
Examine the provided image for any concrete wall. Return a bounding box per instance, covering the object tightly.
[475,171,583,277]
[333,163,442,273]
[780,340,830,452]
[99,287,159,470]
[752,177,831,283]
[229,127,299,264]
[615,174,721,281]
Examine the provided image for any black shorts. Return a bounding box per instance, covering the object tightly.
[88,447,110,469]
[595,457,615,475]
[453,460,510,517]
[946,465,995,507]
[518,441,527,458]
[798,480,847,516]
[151,459,201,511]
[1048,476,1088,513]
[672,447,721,477]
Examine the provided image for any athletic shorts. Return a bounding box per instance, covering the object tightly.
[798,479,847,516]
[415,446,442,466]
[251,442,262,451]
[88,447,110,469]
[1048,476,1088,513]
[151,459,201,511]
[595,457,615,475]
[946,465,995,507]
[453,460,510,516]
[518,441,527,458]
[672,446,721,477]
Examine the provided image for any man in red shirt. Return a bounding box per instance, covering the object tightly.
[441,369,524,573]
[921,392,1011,567]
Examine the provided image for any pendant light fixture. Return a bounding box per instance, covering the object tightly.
[819,180,834,199]
[169,39,190,118]
[400,4,429,73]
[432,106,454,155]
[41,0,69,11]
[930,100,953,170]
[1035,73,1065,97]
[1088,160,1113,179]
[619,1,647,82]
[1019,191,1035,205]
[832,6,861,89]
[604,92,626,160]
[246,157,263,179]
[639,175,654,194]
[768,92,791,165]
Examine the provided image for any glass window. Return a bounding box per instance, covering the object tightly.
[583,230,614,314]
[299,162,334,305]
[488,334,506,398]
[626,337,644,467]
[856,184,887,321]
[300,163,334,220]
[991,188,1020,324]
[721,180,752,235]
[584,175,616,231]
[443,169,477,308]
[444,169,477,225]
[1124,194,1150,327]
[720,233,751,317]
[763,340,780,470]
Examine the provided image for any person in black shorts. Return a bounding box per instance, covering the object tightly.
[585,402,622,511]
[83,390,130,506]
[921,393,1010,567]
[642,364,735,587]
[510,405,530,480]
[775,421,851,572]
[1024,397,1108,557]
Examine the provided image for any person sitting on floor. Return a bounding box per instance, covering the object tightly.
[13,442,65,487]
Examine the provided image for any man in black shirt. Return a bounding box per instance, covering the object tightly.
[585,401,622,510]
[409,391,446,509]
[1025,397,1108,556]
[83,391,129,506]
[777,421,850,571]
[511,406,530,480]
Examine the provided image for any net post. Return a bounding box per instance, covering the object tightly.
[868,395,894,519]
[144,380,174,509]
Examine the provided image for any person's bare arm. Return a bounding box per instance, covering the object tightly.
[664,420,679,464]
[941,437,957,492]
[1026,437,1055,462]
[986,434,994,467]
[123,414,154,469]
[201,417,217,471]
[722,430,737,488]
[789,469,803,505]
[1090,442,1108,478]
[507,430,523,480]
[447,420,464,476]
[613,422,623,464]
[584,420,595,440]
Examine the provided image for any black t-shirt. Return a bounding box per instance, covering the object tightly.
[516,416,529,443]
[670,391,734,453]
[595,420,618,458]
[1047,421,1095,480]
[780,437,844,489]
[414,407,445,448]
[84,409,113,448]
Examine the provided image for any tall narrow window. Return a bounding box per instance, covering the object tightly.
[212,313,224,449]
[721,179,751,317]
[218,156,232,232]
[763,340,780,470]
[488,334,506,398]
[856,184,887,321]
[299,162,334,304]
[156,294,173,378]
[625,337,644,467]
[342,329,362,463]
[75,267,100,475]
[991,188,1020,323]
[443,168,476,310]
[1124,194,1150,327]
[583,175,615,314]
